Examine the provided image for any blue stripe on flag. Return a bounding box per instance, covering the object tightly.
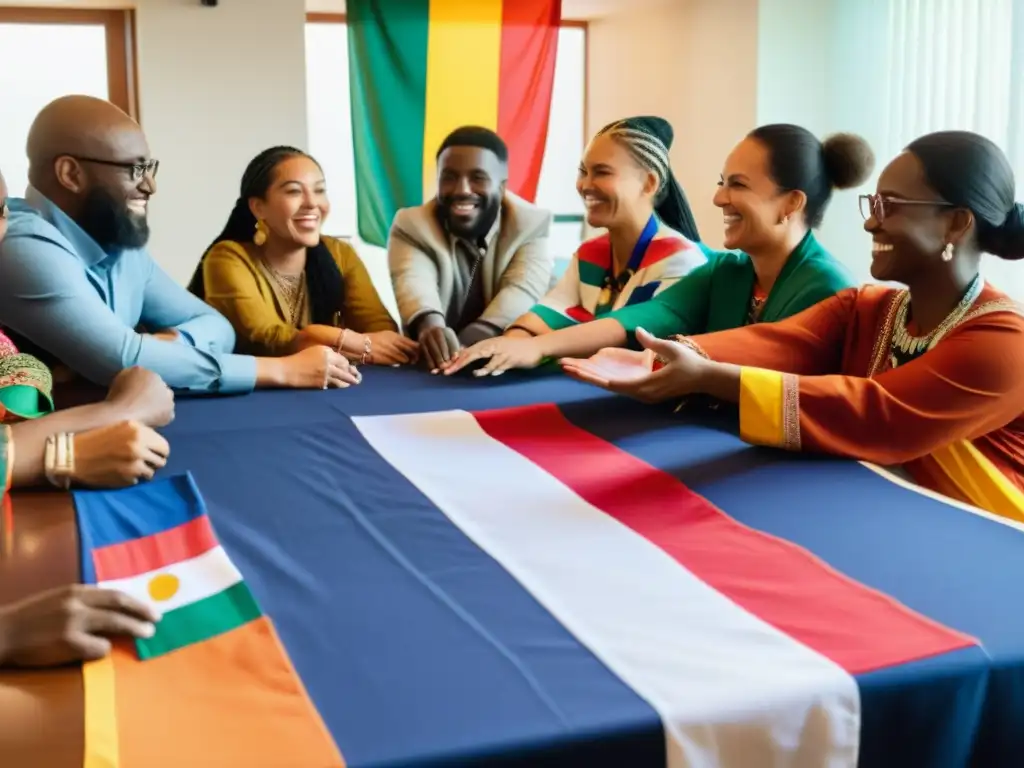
[155,414,664,767]
[73,473,206,584]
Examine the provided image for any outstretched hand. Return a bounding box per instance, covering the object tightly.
[560,327,706,403]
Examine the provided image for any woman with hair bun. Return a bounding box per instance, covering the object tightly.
[444,123,871,376]
[564,131,1024,521]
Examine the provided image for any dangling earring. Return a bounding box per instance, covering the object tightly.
[253,219,268,247]
[779,214,789,225]
[942,242,954,262]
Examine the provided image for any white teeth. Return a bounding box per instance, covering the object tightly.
[872,242,893,252]
[583,198,606,209]
[723,214,741,224]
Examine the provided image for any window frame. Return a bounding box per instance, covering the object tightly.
[0,7,139,119]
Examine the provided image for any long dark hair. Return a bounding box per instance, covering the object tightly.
[188,146,344,325]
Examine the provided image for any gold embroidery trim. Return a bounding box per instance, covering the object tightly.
[867,292,902,377]
[781,373,801,450]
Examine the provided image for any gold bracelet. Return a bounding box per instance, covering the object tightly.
[44,432,75,490]
[670,335,710,359]
[360,336,372,365]
[336,328,349,355]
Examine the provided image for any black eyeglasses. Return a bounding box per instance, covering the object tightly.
[859,193,954,223]
[0,198,8,220]
[70,156,160,183]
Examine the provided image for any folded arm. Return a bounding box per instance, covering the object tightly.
[0,238,255,393]
[141,256,238,354]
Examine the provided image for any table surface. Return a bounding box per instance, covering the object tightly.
[4,366,1024,767]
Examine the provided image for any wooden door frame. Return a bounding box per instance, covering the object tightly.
[0,7,139,120]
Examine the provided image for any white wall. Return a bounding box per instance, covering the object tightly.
[136,0,309,284]
[755,0,890,285]
[586,0,760,249]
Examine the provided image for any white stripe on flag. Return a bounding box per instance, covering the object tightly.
[100,545,243,615]
[355,410,860,768]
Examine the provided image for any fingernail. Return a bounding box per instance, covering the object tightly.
[140,622,156,638]
[431,368,439,375]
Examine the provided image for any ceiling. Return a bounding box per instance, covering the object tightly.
[305,0,677,21]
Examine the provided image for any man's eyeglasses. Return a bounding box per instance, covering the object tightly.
[858,193,954,223]
[71,156,160,183]
[0,198,8,220]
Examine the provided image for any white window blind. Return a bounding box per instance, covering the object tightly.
[883,0,1022,197]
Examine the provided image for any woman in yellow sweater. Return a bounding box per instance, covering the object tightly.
[189,147,419,365]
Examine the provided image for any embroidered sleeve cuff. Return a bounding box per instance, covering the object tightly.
[738,367,801,450]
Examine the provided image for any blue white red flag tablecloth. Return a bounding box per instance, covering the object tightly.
[81,366,1024,767]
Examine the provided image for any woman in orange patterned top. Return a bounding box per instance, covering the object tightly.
[562,131,1024,521]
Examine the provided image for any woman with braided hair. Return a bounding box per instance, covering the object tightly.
[190,147,418,366]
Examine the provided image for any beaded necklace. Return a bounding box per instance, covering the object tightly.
[887,274,982,370]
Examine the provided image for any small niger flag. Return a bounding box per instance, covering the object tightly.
[75,474,343,767]
[347,0,561,246]
[92,513,261,660]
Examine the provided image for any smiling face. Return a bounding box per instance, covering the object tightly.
[436,146,505,240]
[69,124,156,251]
[576,132,657,231]
[712,137,803,252]
[863,151,958,283]
[250,155,329,249]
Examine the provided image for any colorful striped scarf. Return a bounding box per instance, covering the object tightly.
[531,218,706,332]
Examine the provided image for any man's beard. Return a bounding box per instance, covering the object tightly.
[442,194,501,241]
[78,187,150,252]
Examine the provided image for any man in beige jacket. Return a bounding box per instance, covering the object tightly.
[387,126,553,371]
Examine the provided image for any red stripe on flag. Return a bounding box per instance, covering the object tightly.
[474,404,978,675]
[497,0,561,201]
[93,515,218,582]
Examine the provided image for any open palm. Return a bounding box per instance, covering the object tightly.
[560,347,656,387]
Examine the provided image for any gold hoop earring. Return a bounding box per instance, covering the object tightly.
[253,219,268,246]
[942,242,954,262]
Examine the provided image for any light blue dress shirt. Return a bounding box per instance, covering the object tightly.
[0,189,257,393]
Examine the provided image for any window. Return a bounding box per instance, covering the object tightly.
[881,0,1023,293]
[883,0,1021,192]
[0,8,136,197]
[304,16,588,312]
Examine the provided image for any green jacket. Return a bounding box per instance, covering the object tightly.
[610,231,854,342]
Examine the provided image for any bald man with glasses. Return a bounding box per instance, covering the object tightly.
[0,95,356,394]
